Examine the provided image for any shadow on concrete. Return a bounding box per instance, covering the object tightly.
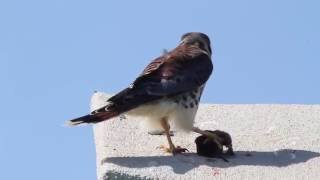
[102,149,320,174]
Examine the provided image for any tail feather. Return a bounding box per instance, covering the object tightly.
[67,86,159,126]
[66,110,118,126]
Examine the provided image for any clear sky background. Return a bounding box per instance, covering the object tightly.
[0,0,319,179]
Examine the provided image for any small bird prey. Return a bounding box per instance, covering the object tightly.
[67,32,221,154]
[195,130,234,161]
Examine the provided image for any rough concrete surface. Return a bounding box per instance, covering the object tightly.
[91,92,320,180]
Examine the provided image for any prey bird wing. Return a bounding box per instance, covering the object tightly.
[67,44,213,125]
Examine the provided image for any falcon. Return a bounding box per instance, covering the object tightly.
[67,32,222,154]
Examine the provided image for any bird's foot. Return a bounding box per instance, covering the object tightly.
[157,145,189,155]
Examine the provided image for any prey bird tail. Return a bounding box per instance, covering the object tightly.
[66,106,119,126]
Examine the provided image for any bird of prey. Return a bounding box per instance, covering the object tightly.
[67,32,221,154]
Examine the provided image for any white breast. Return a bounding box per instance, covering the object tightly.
[126,85,205,131]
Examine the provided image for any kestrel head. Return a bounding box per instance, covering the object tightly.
[180,32,212,56]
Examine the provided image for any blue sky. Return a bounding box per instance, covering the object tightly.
[0,0,319,179]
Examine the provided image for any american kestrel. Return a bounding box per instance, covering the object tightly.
[68,32,222,154]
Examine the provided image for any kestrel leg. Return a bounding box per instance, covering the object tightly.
[159,118,188,155]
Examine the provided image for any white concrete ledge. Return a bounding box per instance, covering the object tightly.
[92,92,320,180]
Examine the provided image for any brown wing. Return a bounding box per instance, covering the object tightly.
[134,45,213,96]
[105,45,213,114]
